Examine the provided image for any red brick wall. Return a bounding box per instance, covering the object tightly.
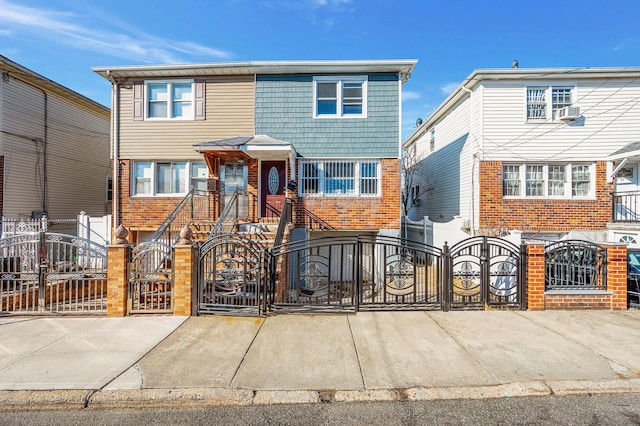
[117,157,398,233]
[117,160,186,231]
[295,158,401,231]
[479,161,613,232]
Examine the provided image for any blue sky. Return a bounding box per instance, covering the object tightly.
[1,0,639,139]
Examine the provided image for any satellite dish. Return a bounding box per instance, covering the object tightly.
[416,118,423,127]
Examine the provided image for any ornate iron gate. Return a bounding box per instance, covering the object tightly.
[194,234,525,316]
[357,235,443,310]
[0,232,107,315]
[129,241,174,313]
[444,236,526,310]
[196,234,268,316]
[268,235,443,313]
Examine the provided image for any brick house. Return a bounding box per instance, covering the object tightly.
[403,67,640,242]
[93,60,416,242]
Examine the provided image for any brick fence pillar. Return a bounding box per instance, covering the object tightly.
[603,243,627,310]
[107,244,130,317]
[173,244,195,316]
[526,242,545,311]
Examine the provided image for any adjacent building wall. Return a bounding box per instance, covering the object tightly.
[1,68,110,219]
[408,74,640,235]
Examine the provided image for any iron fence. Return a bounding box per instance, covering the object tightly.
[0,232,107,315]
[545,240,607,290]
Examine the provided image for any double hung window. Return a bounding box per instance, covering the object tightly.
[314,77,367,118]
[299,159,379,196]
[133,161,207,196]
[502,163,593,198]
[146,80,194,119]
[526,86,574,121]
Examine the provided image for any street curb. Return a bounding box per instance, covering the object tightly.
[2,379,640,410]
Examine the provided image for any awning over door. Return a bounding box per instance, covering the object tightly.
[193,135,297,178]
[607,141,640,182]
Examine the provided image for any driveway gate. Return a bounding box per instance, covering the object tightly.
[268,235,443,313]
[444,236,526,310]
[0,232,107,314]
[195,234,526,315]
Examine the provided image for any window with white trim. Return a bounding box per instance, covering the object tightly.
[526,86,574,121]
[132,161,207,196]
[146,80,194,119]
[299,159,379,196]
[313,76,367,118]
[502,163,594,198]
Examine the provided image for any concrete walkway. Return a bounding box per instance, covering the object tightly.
[1,310,639,408]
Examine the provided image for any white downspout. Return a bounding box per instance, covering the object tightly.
[460,85,475,236]
[107,71,119,236]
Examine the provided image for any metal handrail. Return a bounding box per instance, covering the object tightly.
[300,207,334,230]
[148,188,210,243]
[207,189,241,240]
[611,190,640,222]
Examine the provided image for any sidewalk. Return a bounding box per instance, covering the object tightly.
[1,310,640,409]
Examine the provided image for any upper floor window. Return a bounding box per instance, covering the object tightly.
[133,161,207,196]
[299,159,379,196]
[526,86,574,122]
[502,163,594,199]
[313,76,367,118]
[134,80,205,121]
[146,81,193,119]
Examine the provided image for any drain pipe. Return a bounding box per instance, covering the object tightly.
[107,71,119,234]
[460,85,475,236]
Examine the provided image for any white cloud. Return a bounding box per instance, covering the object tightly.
[0,28,12,36]
[0,0,231,63]
[439,82,459,95]
[402,91,421,101]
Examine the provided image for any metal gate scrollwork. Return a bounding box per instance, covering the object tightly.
[445,236,525,310]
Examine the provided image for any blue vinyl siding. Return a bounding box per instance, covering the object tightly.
[255,74,399,158]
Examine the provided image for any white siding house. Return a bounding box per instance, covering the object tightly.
[404,67,640,241]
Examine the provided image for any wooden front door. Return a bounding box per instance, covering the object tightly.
[261,161,286,218]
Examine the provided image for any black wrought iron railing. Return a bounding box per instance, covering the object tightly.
[148,188,211,244]
[299,207,334,230]
[611,191,640,222]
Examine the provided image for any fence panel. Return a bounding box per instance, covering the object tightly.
[0,232,107,315]
[545,240,607,290]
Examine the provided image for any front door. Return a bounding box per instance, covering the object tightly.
[222,162,248,217]
[261,161,286,217]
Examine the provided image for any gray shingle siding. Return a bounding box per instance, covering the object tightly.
[255,73,400,158]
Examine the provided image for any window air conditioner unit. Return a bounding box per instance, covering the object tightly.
[556,106,580,121]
